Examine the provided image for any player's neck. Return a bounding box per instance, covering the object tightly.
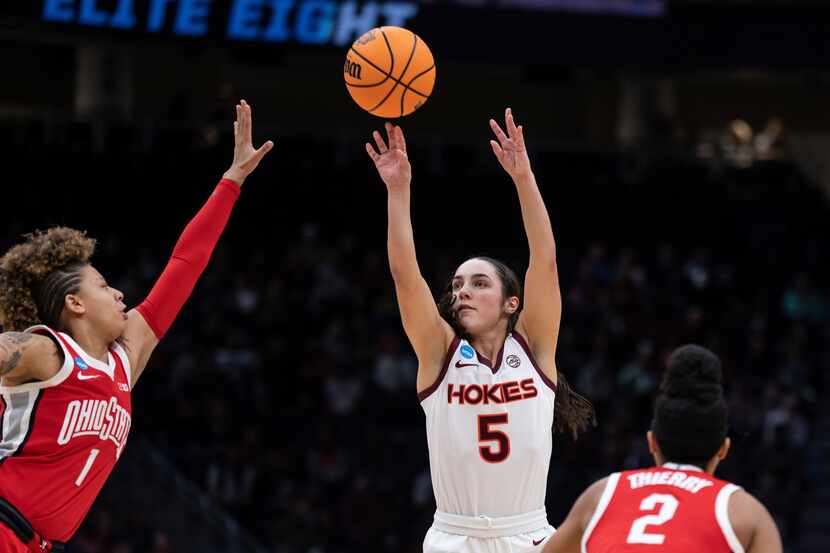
[469,327,508,362]
[66,324,110,363]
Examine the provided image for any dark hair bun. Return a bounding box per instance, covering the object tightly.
[661,344,723,402]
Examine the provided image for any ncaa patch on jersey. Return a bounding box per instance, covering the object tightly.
[74,357,88,370]
[506,354,521,368]
[460,344,475,359]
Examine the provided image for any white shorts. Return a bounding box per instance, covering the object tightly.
[424,510,554,553]
[423,525,555,553]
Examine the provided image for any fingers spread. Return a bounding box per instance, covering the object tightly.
[490,140,503,159]
[373,130,388,153]
[490,118,508,145]
[506,107,519,139]
[366,142,379,161]
[253,140,274,162]
[395,125,407,153]
[385,122,397,150]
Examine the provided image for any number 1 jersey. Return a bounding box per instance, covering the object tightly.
[419,332,557,517]
[0,325,132,542]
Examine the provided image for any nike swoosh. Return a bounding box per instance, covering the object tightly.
[77,372,101,381]
[455,361,477,368]
[532,538,547,546]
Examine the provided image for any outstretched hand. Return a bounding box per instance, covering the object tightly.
[223,99,274,186]
[366,122,412,193]
[490,107,532,182]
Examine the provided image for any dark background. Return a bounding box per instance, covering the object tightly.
[0,1,828,552]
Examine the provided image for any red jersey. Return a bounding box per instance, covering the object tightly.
[583,463,744,553]
[0,325,132,542]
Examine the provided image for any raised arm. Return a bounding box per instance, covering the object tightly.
[366,123,453,392]
[489,108,560,384]
[121,100,273,387]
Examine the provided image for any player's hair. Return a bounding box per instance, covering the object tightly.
[0,227,96,331]
[438,256,595,439]
[652,344,728,468]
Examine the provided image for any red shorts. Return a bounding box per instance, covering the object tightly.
[0,524,27,553]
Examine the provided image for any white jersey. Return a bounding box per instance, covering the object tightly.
[420,332,557,518]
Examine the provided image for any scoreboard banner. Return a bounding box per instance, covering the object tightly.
[3,1,829,68]
[29,0,663,48]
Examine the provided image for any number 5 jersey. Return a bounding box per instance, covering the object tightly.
[419,332,557,517]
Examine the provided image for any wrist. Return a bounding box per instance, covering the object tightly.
[387,182,411,197]
[222,168,245,187]
[512,171,535,187]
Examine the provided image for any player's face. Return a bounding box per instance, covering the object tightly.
[451,258,513,336]
[73,265,127,341]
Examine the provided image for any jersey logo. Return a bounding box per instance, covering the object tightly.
[77,372,102,381]
[74,356,88,370]
[448,378,538,405]
[455,361,477,368]
[460,344,475,359]
[532,538,547,546]
[506,354,521,368]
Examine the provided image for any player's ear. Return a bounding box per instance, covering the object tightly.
[64,293,85,316]
[717,437,731,461]
[504,295,520,314]
[646,430,661,458]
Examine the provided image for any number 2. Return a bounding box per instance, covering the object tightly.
[626,493,679,544]
[75,448,100,487]
[478,413,510,463]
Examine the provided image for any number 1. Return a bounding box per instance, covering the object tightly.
[75,448,100,487]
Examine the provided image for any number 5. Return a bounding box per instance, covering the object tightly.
[627,493,679,544]
[478,413,510,463]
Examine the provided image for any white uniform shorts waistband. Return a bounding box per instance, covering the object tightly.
[432,508,549,538]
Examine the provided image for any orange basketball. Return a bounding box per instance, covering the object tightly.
[344,26,436,118]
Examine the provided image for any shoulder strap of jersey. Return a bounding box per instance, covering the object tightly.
[109,341,132,389]
[581,472,622,553]
[715,483,745,553]
[511,331,557,392]
[0,326,75,393]
[418,336,460,402]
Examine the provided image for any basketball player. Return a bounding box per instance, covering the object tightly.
[366,108,593,553]
[542,345,782,553]
[0,100,272,552]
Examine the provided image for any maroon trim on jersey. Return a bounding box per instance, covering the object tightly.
[474,341,506,375]
[512,331,557,392]
[418,336,460,402]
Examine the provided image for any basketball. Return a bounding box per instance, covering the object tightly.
[344,26,436,118]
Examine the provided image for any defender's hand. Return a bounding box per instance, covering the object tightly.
[223,99,274,186]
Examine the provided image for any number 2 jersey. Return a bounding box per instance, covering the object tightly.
[583,463,745,553]
[0,325,132,542]
[419,332,557,517]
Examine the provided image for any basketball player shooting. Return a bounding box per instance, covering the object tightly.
[542,345,782,553]
[0,100,272,552]
[366,108,593,553]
